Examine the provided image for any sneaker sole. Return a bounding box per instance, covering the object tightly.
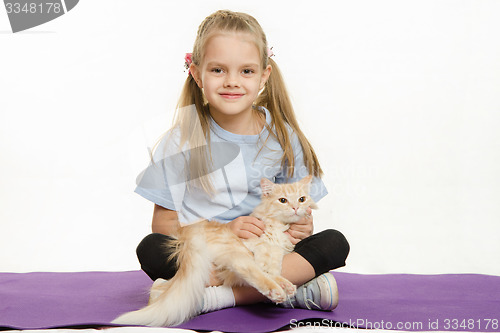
[317,273,339,310]
[148,278,168,304]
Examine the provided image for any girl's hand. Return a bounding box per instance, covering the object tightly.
[228,216,265,239]
[285,207,314,245]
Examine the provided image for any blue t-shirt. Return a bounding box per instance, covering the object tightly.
[135,107,328,224]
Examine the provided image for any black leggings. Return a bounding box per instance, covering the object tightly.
[136,229,350,281]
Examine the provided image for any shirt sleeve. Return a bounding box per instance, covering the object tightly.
[134,129,188,212]
[275,130,328,203]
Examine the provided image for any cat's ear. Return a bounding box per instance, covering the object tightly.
[299,175,313,186]
[260,178,275,197]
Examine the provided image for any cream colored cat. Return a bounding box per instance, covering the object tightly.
[112,176,317,327]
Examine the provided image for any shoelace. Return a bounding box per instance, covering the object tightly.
[301,285,320,310]
[285,283,320,310]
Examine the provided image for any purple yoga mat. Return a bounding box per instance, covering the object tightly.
[1,271,499,332]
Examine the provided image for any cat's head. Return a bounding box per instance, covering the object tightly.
[260,175,318,223]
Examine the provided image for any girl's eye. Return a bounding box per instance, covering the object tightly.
[279,198,288,204]
[211,68,223,74]
[298,196,306,203]
[242,69,254,75]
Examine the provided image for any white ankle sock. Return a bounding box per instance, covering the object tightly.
[200,286,235,313]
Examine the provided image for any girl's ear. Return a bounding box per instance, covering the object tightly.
[259,64,272,90]
[190,64,203,88]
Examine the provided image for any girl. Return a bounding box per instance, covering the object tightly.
[135,9,349,315]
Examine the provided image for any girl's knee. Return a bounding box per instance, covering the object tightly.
[295,229,350,275]
[136,233,169,262]
[319,229,350,262]
[136,233,178,281]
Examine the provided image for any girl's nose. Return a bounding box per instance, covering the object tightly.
[224,72,240,88]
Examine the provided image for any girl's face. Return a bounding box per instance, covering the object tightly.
[191,32,271,127]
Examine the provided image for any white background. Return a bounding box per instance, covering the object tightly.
[0,0,499,275]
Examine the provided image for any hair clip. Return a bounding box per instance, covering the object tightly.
[184,53,193,75]
[267,47,274,58]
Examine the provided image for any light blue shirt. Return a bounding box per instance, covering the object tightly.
[135,107,328,224]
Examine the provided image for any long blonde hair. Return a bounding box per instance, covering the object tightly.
[171,10,322,194]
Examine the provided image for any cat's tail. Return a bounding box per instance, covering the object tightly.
[111,227,211,327]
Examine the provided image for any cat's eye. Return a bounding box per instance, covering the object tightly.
[298,196,306,203]
[278,198,288,204]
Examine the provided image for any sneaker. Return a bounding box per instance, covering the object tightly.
[148,278,169,304]
[281,273,339,310]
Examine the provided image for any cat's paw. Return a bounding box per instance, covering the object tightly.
[273,276,296,297]
[260,279,287,303]
[264,286,287,303]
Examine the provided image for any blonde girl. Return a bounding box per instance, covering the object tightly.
[135,10,349,315]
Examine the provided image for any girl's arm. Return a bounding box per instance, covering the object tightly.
[152,204,181,235]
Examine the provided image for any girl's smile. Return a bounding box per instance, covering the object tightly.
[219,92,244,100]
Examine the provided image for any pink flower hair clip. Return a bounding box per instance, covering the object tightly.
[267,46,274,58]
[184,53,193,75]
